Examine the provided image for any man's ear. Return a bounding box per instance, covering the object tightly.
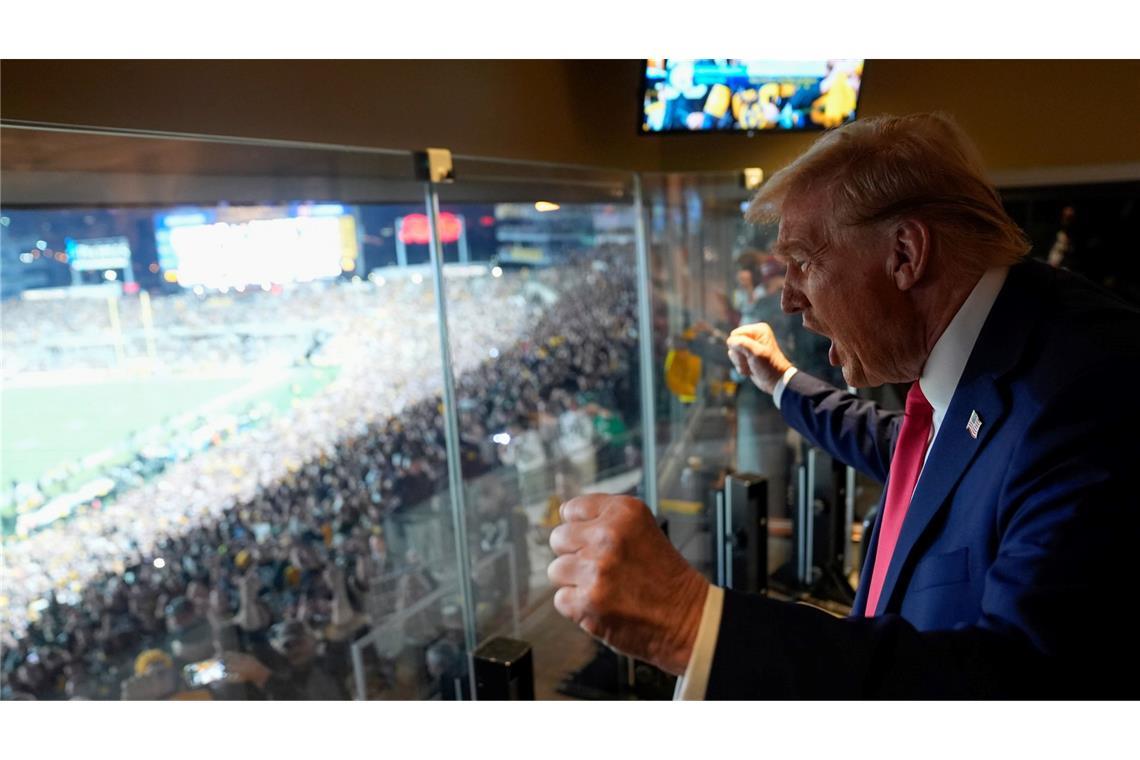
[886,218,930,291]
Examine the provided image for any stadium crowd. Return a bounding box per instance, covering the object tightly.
[2,275,485,378]
[1,249,642,700]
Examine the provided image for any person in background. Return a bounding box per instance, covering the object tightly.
[224,620,348,700]
[164,596,214,667]
[425,637,470,701]
[1047,205,1077,268]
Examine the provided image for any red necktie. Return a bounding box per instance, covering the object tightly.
[863,382,934,616]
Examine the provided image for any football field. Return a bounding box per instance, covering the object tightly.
[0,366,338,485]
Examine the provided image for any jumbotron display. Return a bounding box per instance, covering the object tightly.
[640,59,864,133]
[155,204,358,289]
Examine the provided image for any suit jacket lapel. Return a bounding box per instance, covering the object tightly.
[871,376,1005,615]
[870,261,1045,616]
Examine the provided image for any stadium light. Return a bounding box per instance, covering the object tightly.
[534,201,560,212]
[491,266,503,278]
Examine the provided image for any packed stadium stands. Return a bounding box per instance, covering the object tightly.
[0,248,642,700]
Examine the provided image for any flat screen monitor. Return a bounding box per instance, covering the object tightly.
[639,59,865,134]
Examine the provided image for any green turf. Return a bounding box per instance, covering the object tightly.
[0,366,339,485]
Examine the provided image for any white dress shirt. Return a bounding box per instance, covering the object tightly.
[675,266,1009,700]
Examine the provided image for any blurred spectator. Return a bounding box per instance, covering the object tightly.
[224,620,348,700]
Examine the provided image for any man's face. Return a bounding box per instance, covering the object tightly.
[774,193,920,387]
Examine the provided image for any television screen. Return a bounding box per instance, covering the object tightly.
[639,59,865,134]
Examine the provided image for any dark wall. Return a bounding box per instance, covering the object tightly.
[3,60,1139,176]
[0,59,663,170]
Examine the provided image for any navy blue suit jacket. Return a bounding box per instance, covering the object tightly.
[706,260,1140,698]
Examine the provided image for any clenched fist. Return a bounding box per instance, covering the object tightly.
[547,494,709,676]
[726,322,794,394]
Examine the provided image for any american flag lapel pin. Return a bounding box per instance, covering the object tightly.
[966,410,983,439]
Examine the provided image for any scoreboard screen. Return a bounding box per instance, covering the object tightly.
[154,205,358,289]
[65,236,132,271]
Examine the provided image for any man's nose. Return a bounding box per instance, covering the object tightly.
[781,278,807,314]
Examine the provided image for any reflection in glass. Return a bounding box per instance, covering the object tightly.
[645,173,877,611]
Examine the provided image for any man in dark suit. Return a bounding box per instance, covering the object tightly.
[547,112,1140,698]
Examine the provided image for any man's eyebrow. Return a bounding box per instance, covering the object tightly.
[771,240,824,259]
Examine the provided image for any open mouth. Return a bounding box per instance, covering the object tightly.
[801,316,826,337]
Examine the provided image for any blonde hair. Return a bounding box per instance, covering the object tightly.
[747,113,1030,273]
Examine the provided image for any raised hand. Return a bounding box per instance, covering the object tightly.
[547,494,708,676]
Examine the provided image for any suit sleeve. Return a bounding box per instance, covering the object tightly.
[778,371,901,484]
[706,365,1140,698]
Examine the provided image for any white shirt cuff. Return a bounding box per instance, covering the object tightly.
[673,585,724,700]
[771,366,799,410]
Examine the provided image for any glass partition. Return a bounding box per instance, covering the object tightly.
[430,158,652,698]
[641,171,879,611]
[0,125,475,701]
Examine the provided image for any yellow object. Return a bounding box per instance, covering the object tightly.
[732,88,764,129]
[709,380,738,400]
[758,82,781,117]
[644,100,665,130]
[339,215,358,271]
[541,494,563,529]
[664,331,702,404]
[660,498,703,516]
[134,649,174,676]
[704,84,731,118]
[811,76,858,129]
